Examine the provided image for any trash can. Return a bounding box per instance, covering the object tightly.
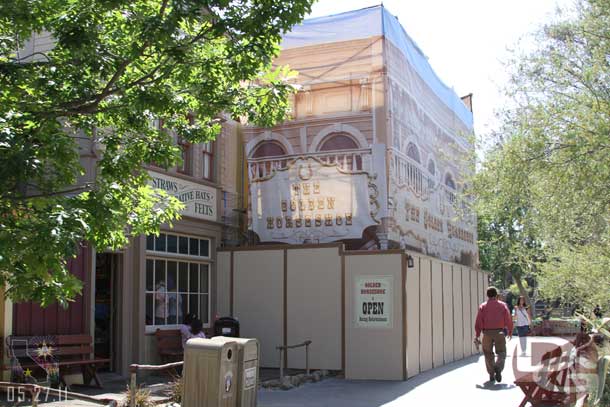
[182,338,238,407]
[215,316,240,337]
[213,336,260,407]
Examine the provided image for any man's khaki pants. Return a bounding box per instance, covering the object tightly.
[482,329,507,376]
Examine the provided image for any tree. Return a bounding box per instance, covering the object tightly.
[474,0,610,312]
[0,0,314,306]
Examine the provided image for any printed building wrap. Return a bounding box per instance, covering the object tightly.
[245,5,478,266]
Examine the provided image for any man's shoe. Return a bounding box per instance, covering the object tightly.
[489,374,495,383]
[495,371,502,382]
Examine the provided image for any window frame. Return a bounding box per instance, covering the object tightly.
[202,141,214,182]
[177,137,192,175]
[144,256,211,333]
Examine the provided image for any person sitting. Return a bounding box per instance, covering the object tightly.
[182,318,206,348]
[180,313,196,348]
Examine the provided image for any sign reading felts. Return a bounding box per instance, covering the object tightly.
[355,276,393,328]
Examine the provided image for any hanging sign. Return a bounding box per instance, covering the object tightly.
[148,170,217,222]
[355,276,393,328]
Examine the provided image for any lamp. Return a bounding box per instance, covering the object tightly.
[407,255,414,268]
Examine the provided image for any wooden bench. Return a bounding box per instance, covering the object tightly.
[155,327,213,363]
[5,334,110,388]
[155,329,184,363]
[514,334,596,407]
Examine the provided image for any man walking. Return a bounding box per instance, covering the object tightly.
[475,286,513,383]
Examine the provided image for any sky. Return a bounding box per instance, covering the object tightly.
[306,0,571,138]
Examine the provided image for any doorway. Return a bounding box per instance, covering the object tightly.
[94,253,119,371]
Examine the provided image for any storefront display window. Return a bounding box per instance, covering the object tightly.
[145,233,211,330]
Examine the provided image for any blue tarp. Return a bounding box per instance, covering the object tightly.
[281,5,474,130]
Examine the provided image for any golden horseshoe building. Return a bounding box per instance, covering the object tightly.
[1,5,480,380]
[244,5,477,266]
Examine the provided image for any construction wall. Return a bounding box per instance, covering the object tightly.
[345,251,404,380]
[218,244,488,380]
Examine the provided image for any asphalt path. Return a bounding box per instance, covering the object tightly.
[259,336,572,407]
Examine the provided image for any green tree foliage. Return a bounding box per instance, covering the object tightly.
[0,0,314,306]
[474,0,610,312]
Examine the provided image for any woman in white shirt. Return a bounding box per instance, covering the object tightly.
[513,296,531,356]
[180,313,195,348]
[182,318,206,348]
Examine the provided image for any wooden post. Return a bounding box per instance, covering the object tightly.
[279,348,284,381]
[129,364,138,407]
[305,343,310,375]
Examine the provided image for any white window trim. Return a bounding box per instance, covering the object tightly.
[147,232,211,260]
[144,255,211,332]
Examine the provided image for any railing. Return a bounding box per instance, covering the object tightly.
[129,361,184,407]
[391,150,433,200]
[276,340,312,380]
[248,148,372,181]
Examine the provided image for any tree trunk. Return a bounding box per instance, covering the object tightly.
[514,274,534,317]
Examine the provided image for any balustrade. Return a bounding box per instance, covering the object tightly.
[247,148,372,181]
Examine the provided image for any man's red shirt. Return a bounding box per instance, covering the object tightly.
[475,298,513,338]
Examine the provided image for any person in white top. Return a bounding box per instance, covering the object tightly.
[183,318,206,348]
[513,296,531,356]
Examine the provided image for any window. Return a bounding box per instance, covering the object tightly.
[146,232,211,329]
[444,173,456,204]
[202,141,214,181]
[251,141,286,158]
[406,142,421,164]
[427,159,436,176]
[427,159,436,189]
[444,173,456,189]
[318,133,362,170]
[145,259,210,327]
[146,233,210,258]
[318,133,359,151]
[177,138,191,175]
[250,141,288,178]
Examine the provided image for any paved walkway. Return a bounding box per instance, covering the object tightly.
[259,337,571,407]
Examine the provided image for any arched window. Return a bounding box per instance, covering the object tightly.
[445,173,456,189]
[318,133,362,170]
[445,173,456,204]
[427,159,436,176]
[406,142,421,164]
[318,133,359,151]
[251,141,286,158]
[427,159,436,189]
[250,141,287,178]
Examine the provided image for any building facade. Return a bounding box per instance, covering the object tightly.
[245,6,478,265]
[2,6,478,379]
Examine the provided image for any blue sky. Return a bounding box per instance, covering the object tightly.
[306,0,570,138]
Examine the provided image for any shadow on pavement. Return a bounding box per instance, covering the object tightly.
[476,382,516,391]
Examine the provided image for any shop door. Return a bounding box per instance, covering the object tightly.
[94,253,119,371]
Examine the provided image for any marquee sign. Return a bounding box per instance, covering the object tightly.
[355,276,393,328]
[249,157,378,244]
[148,170,217,222]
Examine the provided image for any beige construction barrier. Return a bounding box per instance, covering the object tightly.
[217,244,489,381]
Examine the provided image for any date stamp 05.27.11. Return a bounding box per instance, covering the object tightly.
[2,384,68,405]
